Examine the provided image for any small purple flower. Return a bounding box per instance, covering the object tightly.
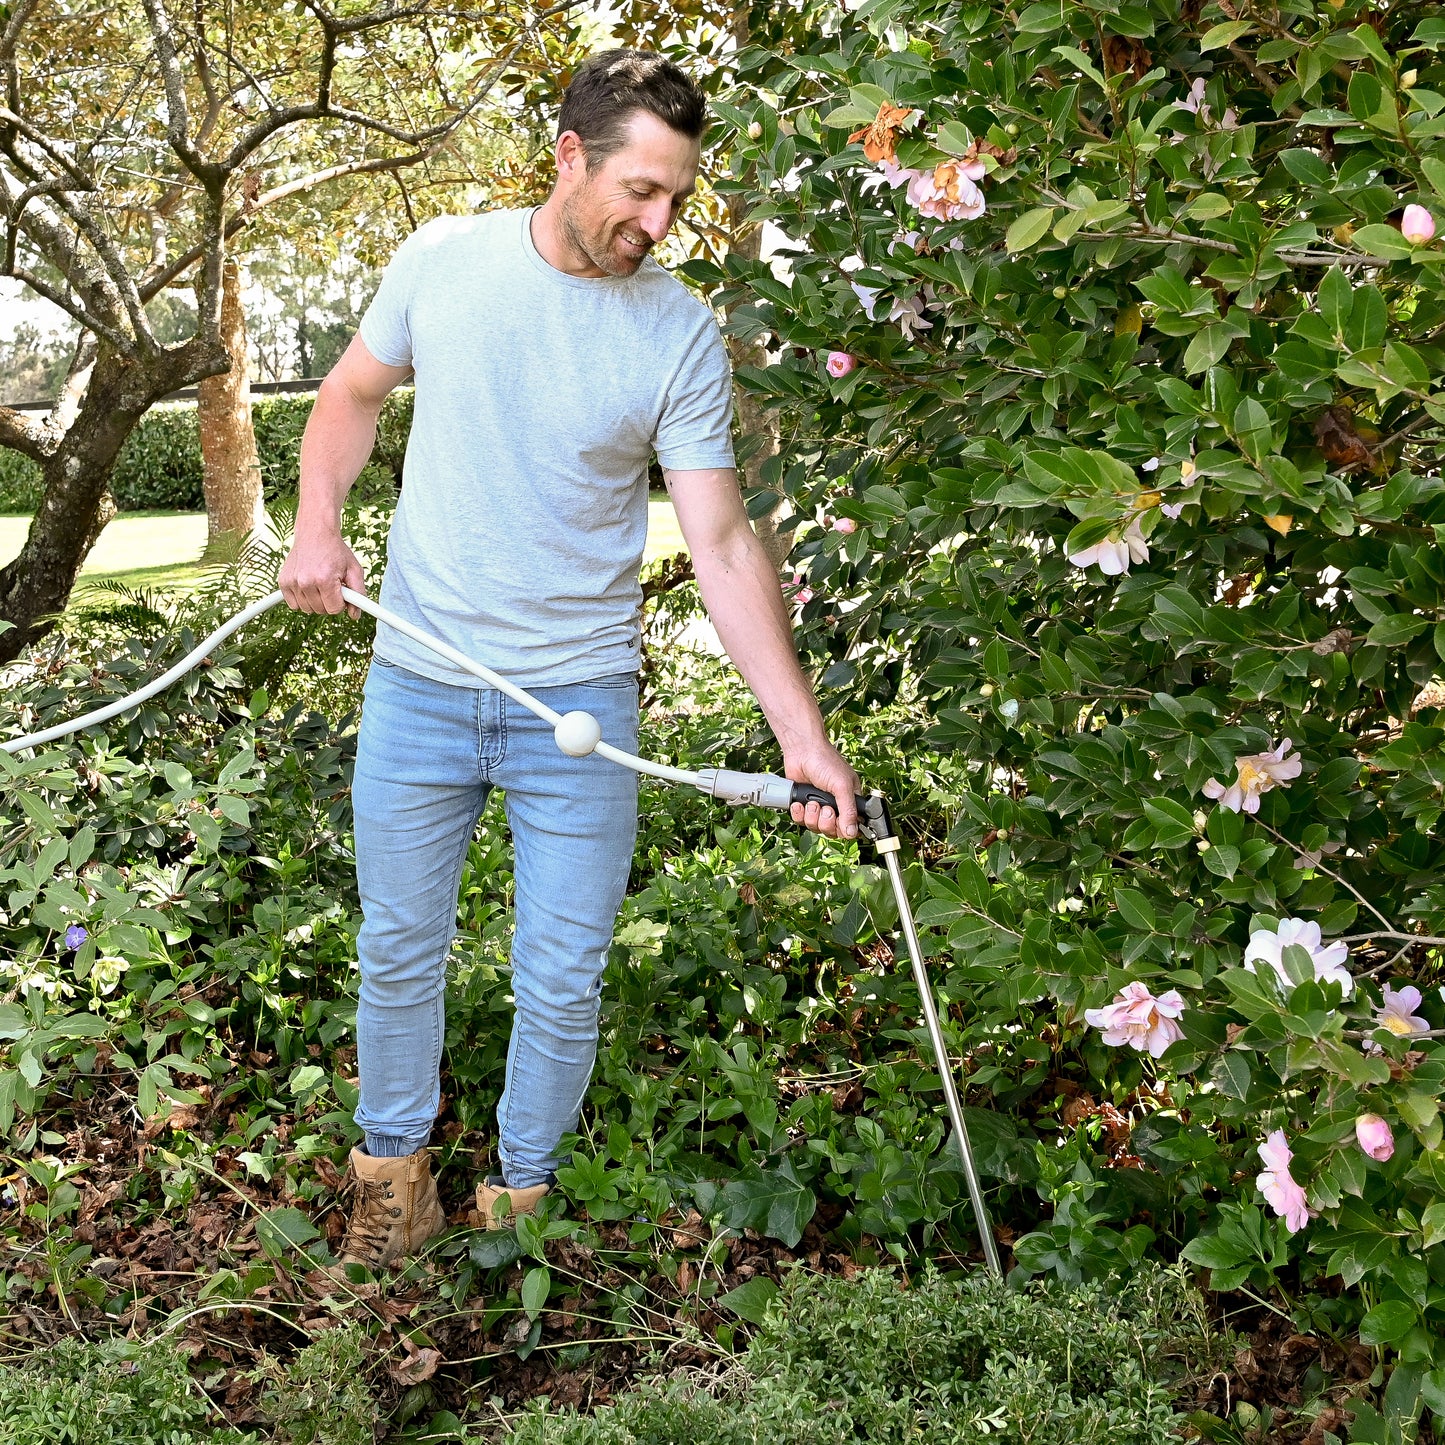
[64,924,88,951]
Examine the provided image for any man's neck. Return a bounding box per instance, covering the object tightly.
[529,199,604,279]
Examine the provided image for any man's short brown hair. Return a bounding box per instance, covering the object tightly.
[558,50,706,169]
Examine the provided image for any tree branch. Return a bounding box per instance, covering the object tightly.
[0,405,52,461]
[140,0,216,183]
[139,150,435,299]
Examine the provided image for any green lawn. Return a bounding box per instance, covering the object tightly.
[0,496,688,596]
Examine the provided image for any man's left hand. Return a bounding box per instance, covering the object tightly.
[785,739,861,840]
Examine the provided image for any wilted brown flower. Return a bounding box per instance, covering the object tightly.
[848,102,916,164]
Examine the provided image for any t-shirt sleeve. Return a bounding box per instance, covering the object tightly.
[357,229,425,368]
[653,318,736,471]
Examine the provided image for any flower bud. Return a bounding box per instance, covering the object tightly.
[1052,285,1069,299]
[1402,204,1436,245]
[1355,1113,1394,1162]
[831,516,858,533]
[979,683,995,697]
[1005,123,1019,136]
[825,351,857,379]
[747,121,763,141]
[1401,69,1419,89]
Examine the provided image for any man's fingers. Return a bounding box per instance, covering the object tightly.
[344,561,366,619]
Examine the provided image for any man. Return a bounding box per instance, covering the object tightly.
[279,49,858,1276]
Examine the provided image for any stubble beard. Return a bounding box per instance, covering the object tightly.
[559,186,650,278]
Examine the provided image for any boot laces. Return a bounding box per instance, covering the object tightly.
[338,1176,397,1265]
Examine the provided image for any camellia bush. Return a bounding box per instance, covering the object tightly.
[700,0,1445,1430]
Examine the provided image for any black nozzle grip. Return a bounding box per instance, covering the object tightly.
[790,783,869,816]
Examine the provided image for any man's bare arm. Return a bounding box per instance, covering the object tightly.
[665,465,860,840]
[279,334,413,616]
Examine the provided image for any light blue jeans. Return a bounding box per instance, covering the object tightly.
[350,657,639,1187]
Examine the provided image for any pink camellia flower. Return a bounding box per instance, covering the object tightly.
[906,162,986,221]
[1402,204,1436,245]
[826,351,857,379]
[1177,76,1209,117]
[1355,1113,1395,1162]
[1083,981,1186,1058]
[1202,739,1300,813]
[1243,916,1353,996]
[1365,983,1430,1052]
[790,573,814,606]
[860,160,923,200]
[1257,1130,1312,1232]
[831,516,858,534]
[1068,514,1150,576]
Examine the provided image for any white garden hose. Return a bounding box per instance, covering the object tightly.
[0,586,1003,1277]
[0,588,787,809]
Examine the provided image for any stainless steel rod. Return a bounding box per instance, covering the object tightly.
[881,848,1003,1279]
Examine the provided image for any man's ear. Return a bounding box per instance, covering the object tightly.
[555,130,587,186]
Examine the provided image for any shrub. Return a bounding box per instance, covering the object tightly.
[258,1323,377,1445]
[704,0,1445,1416]
[506,1262,1219,1444]
[0,389,413,514]
[0,1334,255,1445]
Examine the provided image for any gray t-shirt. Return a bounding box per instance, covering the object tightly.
[357,207,735,688]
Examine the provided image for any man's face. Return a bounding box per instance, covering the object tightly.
[557,110,701,278]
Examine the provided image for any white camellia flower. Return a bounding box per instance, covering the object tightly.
[1243,917,1353,996]
[1202,739,1301,813]
[1068,514,1149,575]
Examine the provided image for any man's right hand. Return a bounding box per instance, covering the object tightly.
[278,531,367,618]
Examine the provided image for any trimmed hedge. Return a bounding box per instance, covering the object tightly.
[0,388,413,514]
[507,1263,1220,1445]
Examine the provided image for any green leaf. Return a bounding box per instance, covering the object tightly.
[1114,889,1157,932]
[1142,797,1197,848]
[1358,1300,1417,1347]
[1184,323,1235,374]
[1317,268,1352,335]
[1181,1230,1250,1270]
[256,1206,321,1258]
[1200,20,1254,50]
[521,1264,551,1319]
[1352,225,1415,260]
[1366,613,1429,649]
[1005,207,1056,254]
[469,1232,524,1271]
[717,1275,779,1325]
[1213,1052,1252,1101]
[1421,1201,1445,1249]
[1423,1367,1445,1417]
[822,103,880,130]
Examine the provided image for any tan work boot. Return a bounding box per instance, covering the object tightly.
[472,1174,550,1229]
[319,1147,447,1289]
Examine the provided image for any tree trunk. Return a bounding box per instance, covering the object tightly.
[197,259,265,554]
[0,356,152,660]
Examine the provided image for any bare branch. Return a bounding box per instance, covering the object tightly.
[0,107,92,189]
[0,405,52,462]
[220,0,585,170]
[6,263,131,350]
[140,149,439,298]
[0,0,43,60]
[44,335,99,440]
[139,0,217,183]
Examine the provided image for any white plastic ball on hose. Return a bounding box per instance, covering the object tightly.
[554,710,602,757]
